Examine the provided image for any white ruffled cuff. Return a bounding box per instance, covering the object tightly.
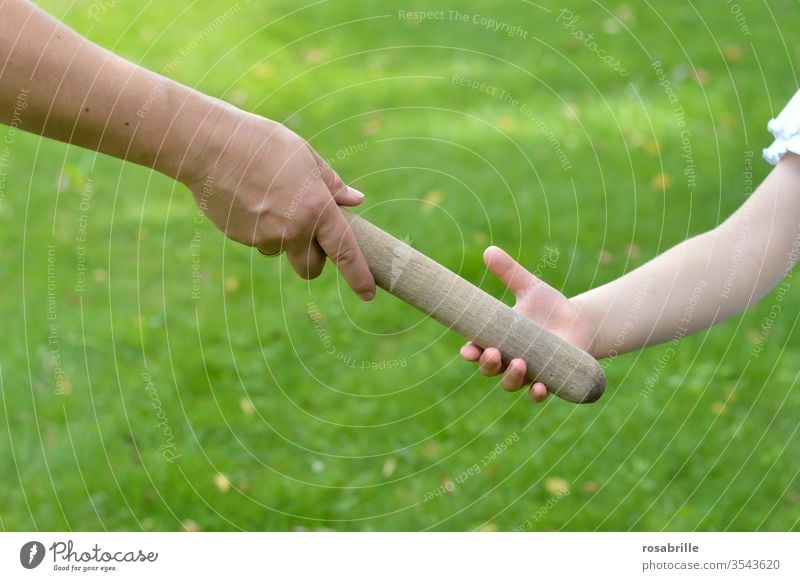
[763,89,800,165]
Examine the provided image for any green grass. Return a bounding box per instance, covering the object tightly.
[1,0,800,531]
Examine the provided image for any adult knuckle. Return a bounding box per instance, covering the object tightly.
[327,170,344,191]
[281,223,303,243]
[333,243,358,266]
[279,129,306,153]
[305,197,327,218]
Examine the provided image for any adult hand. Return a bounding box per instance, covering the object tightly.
[180,107,375,301]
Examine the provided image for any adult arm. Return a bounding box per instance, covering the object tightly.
[0,0,375,299]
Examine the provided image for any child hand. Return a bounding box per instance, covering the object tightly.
[460,246,596,403]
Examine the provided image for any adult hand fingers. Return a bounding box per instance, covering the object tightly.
[335,186,366,206]
[315,206,375,301]
[308,147,365,206]
[285,238,326,280]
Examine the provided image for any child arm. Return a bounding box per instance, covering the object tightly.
[463,153,800,401]
[577,153,800,359]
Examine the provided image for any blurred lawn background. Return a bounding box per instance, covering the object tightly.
[1,0,799,531]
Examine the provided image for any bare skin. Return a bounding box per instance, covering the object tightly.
[0,0,375,300]
[463,153,800,402]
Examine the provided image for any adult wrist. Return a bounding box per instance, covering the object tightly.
[150,83,241,184]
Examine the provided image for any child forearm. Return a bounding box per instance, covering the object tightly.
[574,154,800,359]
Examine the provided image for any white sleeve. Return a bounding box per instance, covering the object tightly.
[763,89,800,165]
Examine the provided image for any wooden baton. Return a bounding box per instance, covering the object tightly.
[342,210,605,404]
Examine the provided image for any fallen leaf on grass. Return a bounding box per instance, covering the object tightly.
[692,68,710,86]
[304,48,327,65]
[252,63,275,80]
[360,117,383,137]
[624,243,641,260]
[497,116,516,132]
[213,473,231,493]
[643,139,660,156]
[224,276,239,293]
[382,457,397,478]
[421,189,445,212]
[650,172,672,190]
[545,477,570,496]
[239,397,256,417]
[723,45,744,64]
[598,250,614,265]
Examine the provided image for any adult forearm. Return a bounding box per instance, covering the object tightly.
[0,0,376,298]
[0,0,231,181]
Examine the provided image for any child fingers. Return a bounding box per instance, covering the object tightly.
[483,246,535,297]
[500,359,527,392]
[529,382,549,403]
[460,342,483,361]
[478,347,503,376]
